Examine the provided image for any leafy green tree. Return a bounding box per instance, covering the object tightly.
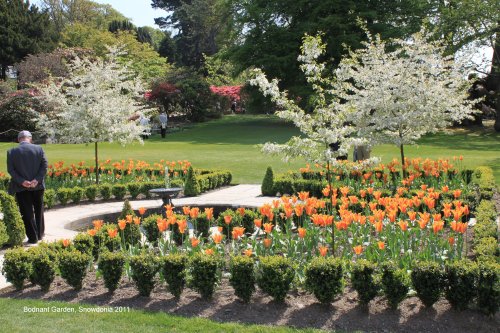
[152,0,235,68]
[0,0,58,79]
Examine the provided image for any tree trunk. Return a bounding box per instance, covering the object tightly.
[491,23,500,132]
[95,142,99,185]
[326,159,335,257]
[400,144,406,178]
[0,64,6,81]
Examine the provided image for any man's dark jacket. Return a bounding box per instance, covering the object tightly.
[7,142,48,194]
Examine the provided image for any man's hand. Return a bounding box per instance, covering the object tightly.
[22,180,32,188]
[30,179,38,188]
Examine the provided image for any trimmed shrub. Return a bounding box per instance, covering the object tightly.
[59,249,91,290]
[140,182,163,199]
[70,187,84,204]
[381,261,410,309]
[44,189,56,208]
[161,253,188,299]
[257,255,294,303]
[477,261,500,315]
[0,218,8,248]
[305,257,344,304]
[241,209,257,235]
[352,259,380,305]
[188,252,220,299]
[73,232,95,257]
[127,183,142,199]
[473,166,495,200]
[118,200,141,246]
[411,261,444,307]
[2,247,31,290]
[85,185,98,202]
[261,166,274,196]
[193,213,211,239]
[96,224,122,253]
[0,191,25,246]
[230,255,256,302]
[98,250,126,292]
[99,184,112,200]
[130,251,160,297]
[28,248,56,291]
[118,199,135,219]
[112,184,127,200]
[184,166,200,196]
[475,237,500,260]
[56,188,72,205]
[141,214,162,245]
[445,259,478,310]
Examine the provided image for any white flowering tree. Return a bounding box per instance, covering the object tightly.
[36,47,153,183]
[335,31,478,176]
[249,35,375,187]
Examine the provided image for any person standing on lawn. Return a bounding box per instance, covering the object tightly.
[159,111,168,138]
[7,130,48,244]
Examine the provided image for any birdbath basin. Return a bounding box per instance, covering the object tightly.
[149,188,183,207]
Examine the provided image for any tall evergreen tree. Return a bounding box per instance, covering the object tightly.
[0,0,58,79]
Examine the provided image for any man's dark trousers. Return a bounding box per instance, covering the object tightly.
[16,190,44,242]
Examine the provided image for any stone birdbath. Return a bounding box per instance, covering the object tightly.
[148,166,182,208]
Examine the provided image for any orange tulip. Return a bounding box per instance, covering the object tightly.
[377,241,385,250]
[126,214,133,223]
[164,204,173,212]
[237,207,246,217]
[182,206,191,215]
[189,207,200,219]
[92,219,104,230]
[374,221,384,233]
[263,237,272,248]
[353,245,363,255]
[62,239,71,247]
[232,227,245,240]
[453,189,461,199]
[217,226,223,233]
[441,185,449,193]
[107,228,118,238]
[205,248,214,255]
[298,191,310,201]
[118,219,127,230]
[408,211,417,221]
[294,204,304,217]
[298,227,306,238]
[138,207,147,216]
[178,219,188,234]
[133,217,141,225]
[448,237,455,246]
[319,246,328,257]
[418,219,428,229]
[204,207,214,220]
[224,215,233,225]
[190,237,199,247]
[212,233,223,244]
[263,223,273,234]
[397,221,408,232]
[432,220,444,234]
[87,229,97,237]
[254,218,262,228]
[157,219,168,232]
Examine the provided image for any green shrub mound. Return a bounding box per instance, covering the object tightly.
[184,166,200,196]
[381,261,410,309]
[59,249,91,290]
[98,250,126,292]
[188,253,220,299]
[477,261,500,315]
[70,187,84,204]
[72,233,95,257]
[2,247,31,290]
[305,257,345,304]
[130,252,160,297]
[411,261,444,307]
[127,183,142,199]
[96,224,122,254]
[257,256,294,303]
[230,255,256,303]
[445,260,478,311]
[351,259,380,305]
[261,166,274,196]
[44,189,56,208]
[0,191,26,246]
[28,248,56,291]
[161,253,188,299]
[85,185,98,202]
[0,218,8,248]
[193,213,211,239]
[99,184,112,200]
[112,184,127,200]
[141,214,162,245]
[56,188,72,205]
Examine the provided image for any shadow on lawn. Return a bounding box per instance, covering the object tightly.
[417,129,500,152]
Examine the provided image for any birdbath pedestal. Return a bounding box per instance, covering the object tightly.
[149,188,183,207]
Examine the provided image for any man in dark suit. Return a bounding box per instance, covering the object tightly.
[7,130,48,244]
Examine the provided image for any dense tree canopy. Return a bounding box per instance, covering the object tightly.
[0,0,58,79]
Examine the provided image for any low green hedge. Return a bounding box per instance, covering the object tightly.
[0,191,25,246]
[473,166,496,200]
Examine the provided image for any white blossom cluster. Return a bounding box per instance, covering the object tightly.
[35,46,154,146]
[249,31,478,167]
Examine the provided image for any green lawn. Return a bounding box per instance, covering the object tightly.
[0,298,324,333]
[0,115,498,184]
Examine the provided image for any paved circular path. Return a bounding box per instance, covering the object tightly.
[0,185,275,289]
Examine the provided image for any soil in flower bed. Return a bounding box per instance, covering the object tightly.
[1,275,498,333]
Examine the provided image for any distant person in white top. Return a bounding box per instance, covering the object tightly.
[139,115,150,139]
[158,111,168,138]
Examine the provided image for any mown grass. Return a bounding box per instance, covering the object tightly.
[0,115,498,184]
[0,298,326,333]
